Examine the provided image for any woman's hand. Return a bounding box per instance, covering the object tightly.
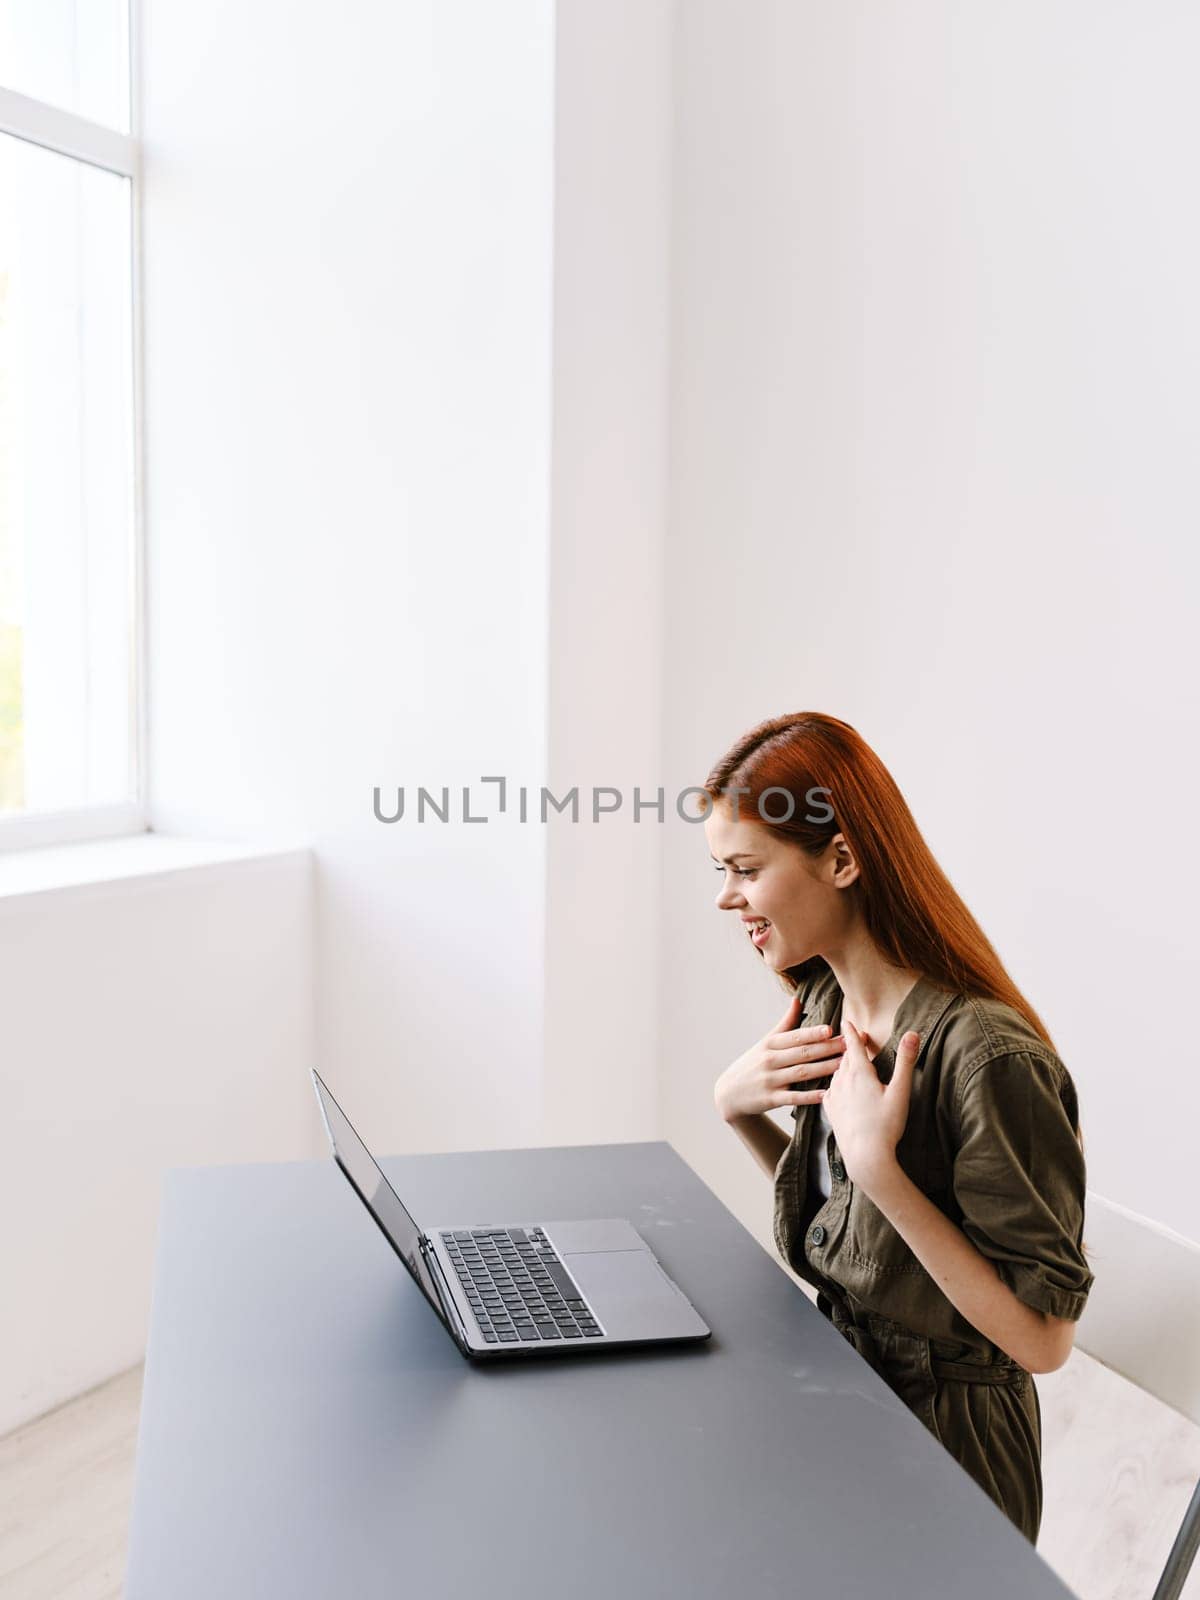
[714,992,848,1123]
[823,1018,920,1195]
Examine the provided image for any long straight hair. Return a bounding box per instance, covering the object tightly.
[703,711,1069,1096]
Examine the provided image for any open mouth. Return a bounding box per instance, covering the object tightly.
[747,920,771,948]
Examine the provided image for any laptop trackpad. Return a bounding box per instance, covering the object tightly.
[563,1249,708,1341]
[547,1218,645,1254]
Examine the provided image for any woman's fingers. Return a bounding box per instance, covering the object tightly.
[770,1037,846,1073]
[774,1061,844,1087]
[768,1021,831,1047]
[763,1016,847,1102]
[783,1086,832,1106]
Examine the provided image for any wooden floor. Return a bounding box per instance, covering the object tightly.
[0,1353,1197,1599]
[1039,1354,1200,1600]
[0,1367,142,1600]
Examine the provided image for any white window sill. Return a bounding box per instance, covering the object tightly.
[0,831,313,903]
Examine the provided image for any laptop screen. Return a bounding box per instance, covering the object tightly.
[312,1071,449,1333]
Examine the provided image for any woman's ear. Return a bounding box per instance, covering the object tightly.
[828,832,860,889]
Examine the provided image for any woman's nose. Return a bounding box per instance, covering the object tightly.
[714,882,744,911]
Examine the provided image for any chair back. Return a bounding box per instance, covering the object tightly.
[1074,1190,1200,1429]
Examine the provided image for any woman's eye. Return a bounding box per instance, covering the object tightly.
[713,865,756,878]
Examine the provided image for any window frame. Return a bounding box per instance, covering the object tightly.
[0,16,147,855]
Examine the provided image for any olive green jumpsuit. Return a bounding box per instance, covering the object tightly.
[772,963,1094,1544]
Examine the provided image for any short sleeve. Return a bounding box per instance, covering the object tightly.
[952,1051,1095,1321]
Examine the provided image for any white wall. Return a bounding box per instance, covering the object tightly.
[5,0,564,1436]
[661,1,1200,1254]
[140,0,557,1152]
[0,851,313,1434]
[542,0,674,1144]
[140,0,678,1156]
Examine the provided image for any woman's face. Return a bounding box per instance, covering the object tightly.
[704,804,854,971]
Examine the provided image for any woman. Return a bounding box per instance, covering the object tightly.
[702,711,1093,1545]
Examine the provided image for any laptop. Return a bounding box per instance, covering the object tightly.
[312,1070,711,1361]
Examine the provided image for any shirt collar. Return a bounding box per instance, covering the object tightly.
[798,969,958,1081]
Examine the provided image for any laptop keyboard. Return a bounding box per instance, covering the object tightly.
[441,1227,604,1344]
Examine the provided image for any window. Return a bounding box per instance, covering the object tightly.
[0,1,141,850]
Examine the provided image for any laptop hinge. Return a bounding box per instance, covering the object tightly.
[422,1236,473,1353]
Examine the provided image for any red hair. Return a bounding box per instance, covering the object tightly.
[702,710,1058,1054]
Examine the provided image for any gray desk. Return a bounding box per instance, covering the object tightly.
[125,1142,1076,1599]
